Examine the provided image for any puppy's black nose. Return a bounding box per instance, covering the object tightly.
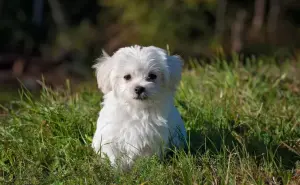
[135,86,145,95]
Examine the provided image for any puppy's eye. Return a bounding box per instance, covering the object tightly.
[124,74,131,81]
[147,73,157,81]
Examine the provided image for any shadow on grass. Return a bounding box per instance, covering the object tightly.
[187,120,299,170]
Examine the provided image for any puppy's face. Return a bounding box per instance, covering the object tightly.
[113,53,166,102]
[93,45,182,104]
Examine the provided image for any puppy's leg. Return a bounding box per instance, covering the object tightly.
[101,144,117,166]
[92,136,117,165]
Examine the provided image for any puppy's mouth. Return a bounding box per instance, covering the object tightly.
[133,94,148,100]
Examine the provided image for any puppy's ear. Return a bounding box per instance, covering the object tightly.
[167,55,183,90]
[147,46,183,90]
[92,50,113,94]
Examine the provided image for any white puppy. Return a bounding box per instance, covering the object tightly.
[92,45,187,169]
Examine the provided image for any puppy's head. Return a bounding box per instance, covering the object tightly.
[93,45,182,103]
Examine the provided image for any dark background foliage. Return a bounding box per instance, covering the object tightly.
[1,0,300,89]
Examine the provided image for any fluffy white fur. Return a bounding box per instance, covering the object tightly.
[92,45,187,169]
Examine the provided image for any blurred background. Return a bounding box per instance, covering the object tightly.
[1,0,300,92]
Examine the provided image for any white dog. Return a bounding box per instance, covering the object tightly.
[92,45,187,169]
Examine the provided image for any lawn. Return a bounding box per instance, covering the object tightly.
[1,57,300,184]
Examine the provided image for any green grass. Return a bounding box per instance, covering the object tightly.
[1,58,300,184]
